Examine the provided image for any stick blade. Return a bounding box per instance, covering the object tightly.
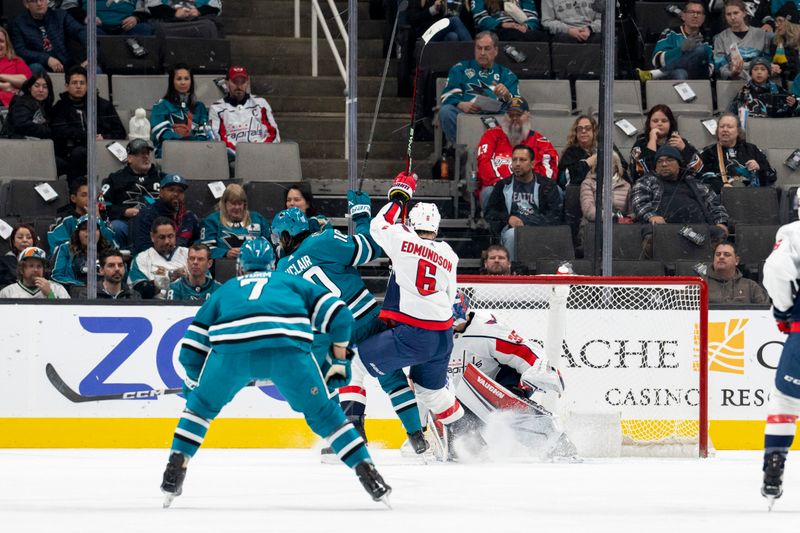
[421,18,450,44]
[45,362,87,403]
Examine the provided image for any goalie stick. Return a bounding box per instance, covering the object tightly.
[45,363,266,403]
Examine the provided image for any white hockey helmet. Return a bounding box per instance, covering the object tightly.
[408,202,441,234]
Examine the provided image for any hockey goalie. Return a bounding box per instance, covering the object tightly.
[418,289,578,461]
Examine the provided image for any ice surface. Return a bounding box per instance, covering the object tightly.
[0,449,796,532]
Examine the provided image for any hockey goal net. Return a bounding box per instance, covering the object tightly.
[457,275,708,458]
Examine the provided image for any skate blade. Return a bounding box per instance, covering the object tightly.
[378,489,393,509]
[162,493,176,508]
[766,495,777,512]
[320,453,340,466]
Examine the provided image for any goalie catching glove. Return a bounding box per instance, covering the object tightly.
[520,359,564,396]
[347,190,372,220]
[388,171,418,204]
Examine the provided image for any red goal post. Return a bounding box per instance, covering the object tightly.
[457,275,709,458]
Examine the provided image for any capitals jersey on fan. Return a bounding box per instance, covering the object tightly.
[763,221,800,320]
[276,217,381,323]
[209,95,280,154]
[180,271,353,358]
[370,202,458,330]
[476,126,560,189]
[449,311,541,386]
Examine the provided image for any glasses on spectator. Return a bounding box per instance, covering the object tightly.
[684,10,704,16]
[576,125,593,133]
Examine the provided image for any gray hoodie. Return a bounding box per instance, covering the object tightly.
[541,0,601,34]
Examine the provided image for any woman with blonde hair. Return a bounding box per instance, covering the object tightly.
[200,183,271,259]
[558,114,628,187]
[772,3,800,87]
[0,26,31,108]
[579,151,632,224]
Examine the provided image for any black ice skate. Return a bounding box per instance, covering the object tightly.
[355,461,392,508]
[446,411,488,462]
[762,451,786,511]
[407,430,430,455]
[161,452,187,508]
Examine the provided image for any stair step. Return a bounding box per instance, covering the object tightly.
[299,140,432,159]
[251,75,401,97]
[225,0,374,19]
[268,95,410,114]
[224,17,385,39]
[278,115,410,142]
[301,158,435,181]
[237,55,396,77]
[230,36,386,58]
[307,178,455,197]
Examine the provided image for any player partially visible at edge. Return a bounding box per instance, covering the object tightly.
[761,190,800,510]
[159,238,391,508]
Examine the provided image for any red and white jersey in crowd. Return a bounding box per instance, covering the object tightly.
[370,202,458,330]
[209,95,280,152]
[476,127,559,190]
[449,311,540,385]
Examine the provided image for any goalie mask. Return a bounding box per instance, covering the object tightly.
[238,238,274,273]
[452,289,470,327]
[408,202,441,234]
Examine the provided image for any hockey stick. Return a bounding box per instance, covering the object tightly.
[358,0,409,192]
[404,18,450,175]
[45,363,267,403]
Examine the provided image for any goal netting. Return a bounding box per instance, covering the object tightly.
[458,275,709,458]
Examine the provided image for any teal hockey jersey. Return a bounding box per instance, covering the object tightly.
[167,276,222,301]
[200,211,271,260]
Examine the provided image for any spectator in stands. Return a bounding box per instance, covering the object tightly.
[771,3,800,87]
[485,144,562,260]
[0,246,69,298]
[471,0,547,41]
[713,0,772,80]
[150,63,210,158]
[540,0,601,43]
[146,0,221,23]
[632,145,729,257]
[728,57,799,116]
[1,71,54,139]
[128,216,188,299]
[10,0,87,73]
[558,115,628,187]
[131,173,199,255]
[51,66,126,185]
[0,27,32,108]
[166,242,220,300]
[630,104,703,182]
[476,96,559,212]
[0,222,36,287]
[481,243,512,274]
[51,215,116,290]
[579,151,633,224]
[284,183,329,232]
[699,112,776,193]
[209,65,280,169]
[200,183,270,259]
[101,138,164,248]
[636,0,713,81]
[705,241,769,304]
[439,31,518,147]
[99,250,140,299]
[407,0,473,42]
[63,0,153,36]
[48,177,116,251]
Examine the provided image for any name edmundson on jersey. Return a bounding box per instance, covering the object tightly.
[399,241,454,271]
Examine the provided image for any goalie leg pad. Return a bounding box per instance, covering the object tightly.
[414,383,464,425]
[378,370,423,433]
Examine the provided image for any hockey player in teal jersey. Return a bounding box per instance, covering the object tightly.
[160,238,392,508]
[272,193,429,456]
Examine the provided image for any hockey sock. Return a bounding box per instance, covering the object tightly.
[764,388,800,464]
[170,409,211,458]
[326,421,371,468]
[339,386,367,418]
[378,371,422,434]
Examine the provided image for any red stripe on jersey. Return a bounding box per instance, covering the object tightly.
[339,386,366,396]
[379,309,454,330]
[494,338,538,366]
[435,400,462,420]
[383,202,402,223]
[219,118,235,150]
[767,414,799,424]
[260,107,277,142]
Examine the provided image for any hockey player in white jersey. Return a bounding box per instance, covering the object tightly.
[356,172,485,458]
[760,193,800,509]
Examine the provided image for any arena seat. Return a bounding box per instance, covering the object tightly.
[634,1,680,43]
[714,80,745,114]
[518,80,572,116]
[747,117,800,150]
[611,259,666,276]
[98,36,161,74]
[735,224,781,276]
[645,80,713,116]
[0,179,68,218]
[582,223,646,261]
[651,223,713,262]
[0,139,58,181]
[235,142,303,182]
[769,148,800,188]
[162,38,231,74]
[183,179,233,219]
[49,73,110,103]
[575,80,644,117]
[535,258,592,275]
[95,139,127,182]
[213,257,238,283]
[514,225,575,267]
[677,115,716,149]
[531,114,573,148]
[243,181,295,221]
[720,187,780,227]
[194,74,227,107]
[161,141,229,181]
[111,74,167,115]
[612,114,645,152]
[672,260,705,277]
[550,43,602,79]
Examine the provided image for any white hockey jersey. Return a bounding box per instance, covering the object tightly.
[449,311,540,386]
[370,202,458,330]
[209,95,280,152]
[0,280,70,299]
[763,221,800,314]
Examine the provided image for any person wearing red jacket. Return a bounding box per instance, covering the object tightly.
[475,96,559,212]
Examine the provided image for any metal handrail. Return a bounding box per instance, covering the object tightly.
[298,0,348,83]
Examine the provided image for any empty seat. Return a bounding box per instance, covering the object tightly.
[161,141,229,181]
[498,42,551,79]
[720,187,780,226]
[514,225,575,267]
[612,259,665,276]
[416,41,475,76]
[194,74,227,107]
[715,80,745,113]
[97,36,160,74]
[531,114,574,148]
[582,223,647,261]
[0,179,68,218]
[635,2,679,43]
[550,43,602,79]
[645,80,713,116]
[677,115,716,150]
[162,38,231,74]
[0,139,58,181]
[613,114,646,152]
[243,181,296,221]
[235,142,303,183]
[535,258,593,275]
[518,80,572,116]
[95,140,127,181]
[651,223,714,262]
[769,148,800,188]
[735,224,781,268]
[183,179,230,219]
[111,75,167,115]
[673,260,705,277]
[213,257,238,283]
[575,80,644,117]
[746,117,800,149]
